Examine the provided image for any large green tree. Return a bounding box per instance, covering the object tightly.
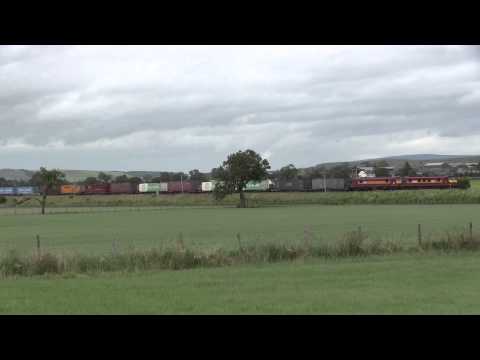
[30,167,66,215]
[212,149,270,208]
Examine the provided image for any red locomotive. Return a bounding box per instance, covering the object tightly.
[350,176,458,191]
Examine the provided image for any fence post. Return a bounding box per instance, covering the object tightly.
[417,224,422,247]
[36,234,41,257]
[469,222,473,242]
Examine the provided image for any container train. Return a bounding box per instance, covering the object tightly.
[0,176,460,196]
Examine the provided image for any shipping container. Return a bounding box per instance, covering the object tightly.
[60,184,84,195]
[84,183,110,194]
[110,182,137,194]
[160,182,168,192]
[168,181,193,193]
[312,178,346,191]
[138,183,162,193]
[276,179,304,191]
[201,181,218,192]
[0,187,16,195]
[16,186,39,195]
[244,180,273,191]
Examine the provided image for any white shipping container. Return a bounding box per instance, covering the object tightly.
[160,182,168,192]
[201,181,216,192]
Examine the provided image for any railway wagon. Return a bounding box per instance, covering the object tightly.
[401,176,453,189]
[60,184,85,195]
[138,183,167,193]
[167,180,201,193]
[275,179,305,191]
[311,178,346,191]
[244,180,273,191]
[350,177,402,190]
[84,184,110,195]
[110,182,137,194]
[16,186,39,195]
[0,187,16,196]
[201,181,217,192]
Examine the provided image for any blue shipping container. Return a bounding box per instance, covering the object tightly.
[16,186,37,195]
[0,187,16,195]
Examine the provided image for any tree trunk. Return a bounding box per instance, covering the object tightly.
[239,190,246,208]
[41,194,47,215]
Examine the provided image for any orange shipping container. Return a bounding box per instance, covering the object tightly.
[60,185,84,195]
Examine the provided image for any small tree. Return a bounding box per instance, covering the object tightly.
[397,162,417,177]
[114,175,129,183]
[83,177,98,185]
[212,149,270,208]
[279,164,298,180]
[98,172,112,183]
[457,177,471,189]
[30,167,66,215]
[374,161,390,177]
[189,169,207,182]
[327,163,352,179]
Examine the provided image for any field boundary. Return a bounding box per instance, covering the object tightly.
[1,227,478,278]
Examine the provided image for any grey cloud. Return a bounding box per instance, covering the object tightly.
[1,45,480,171]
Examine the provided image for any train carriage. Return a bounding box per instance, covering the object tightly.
[60,184,85,195]
[110,182,137,194]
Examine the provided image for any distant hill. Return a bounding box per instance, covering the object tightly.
[309,154,480,173]
[2,154,479,181]
[0,169,150,182]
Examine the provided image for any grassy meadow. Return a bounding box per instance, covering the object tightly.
[2,187,480,314]
[2,186,480,213]
[0,204,479,255]
[2,253,480,314]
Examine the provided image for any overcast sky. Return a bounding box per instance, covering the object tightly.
[1,45,479,172]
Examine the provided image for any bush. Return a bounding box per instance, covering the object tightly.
[456,177,471,189]
[0,196,6,205]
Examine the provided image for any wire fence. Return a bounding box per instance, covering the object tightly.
[0,205,239,216]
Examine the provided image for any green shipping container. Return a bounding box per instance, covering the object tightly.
[244,180,273,191]
[138,183,162,193]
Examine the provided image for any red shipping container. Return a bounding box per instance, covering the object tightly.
[168,181,193,193]
[110,182,136,194]
[84,184,110,194]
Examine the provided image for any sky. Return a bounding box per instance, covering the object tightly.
[1,45,479,172]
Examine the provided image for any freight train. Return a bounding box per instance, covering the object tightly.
[0,176,460,196]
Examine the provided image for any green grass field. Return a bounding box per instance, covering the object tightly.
[1,204,479,255]
[470,179,480,190]
[2,253,480,314]
[3,186,480,212]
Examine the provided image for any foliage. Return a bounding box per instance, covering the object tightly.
[212,149,271,207]
[29,167,66,215]
[374,160,391,177]
[397,161,417,177]
[189,169,207,182]
[0,196,6,205]
[83,177,98,185]
[327,163,352,179]
[114,175,129,183]
[97,172,112,183]
[279,164,298,180]
[456,177,471,189]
